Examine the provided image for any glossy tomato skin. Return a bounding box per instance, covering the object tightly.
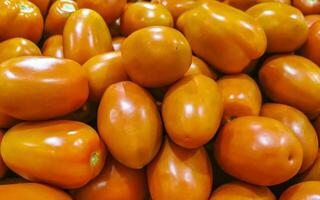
[112,37,126,51]
[301,150,320,181]
[42,35,64,58]
[0,130,6,178]
[0,113,19,129]
[214,116,303,186]
[184,56,217,79]
[300,21,320,66]
[63,9,113,64]
[122,26,192,88]
[0,37,41,63]
[0,56,89,121]
[73,156,147,200]
[0,0,19,32]
[0,183,72,200]
[177,1,266,74]
[98,81,162,169]
[1,120,106,189]
[222,0,291,10]
[305,14,320,28]
[259,55,320,117]
[293,0,320,14]
[45,0,78,36]
[162,75,223,149]
[28,0,50,16]
[280,181,320,199]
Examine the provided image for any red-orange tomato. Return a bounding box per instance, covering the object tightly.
[0,112,19,129]
[0,130,6,178]
[184,56,217,79]
[301,150,320,181]
[305,14,320,28]
[63,9,113,64]
[73,157,147,200]
[293,0,320,14]
[45,0,78,36]
[0,37,41,63]
[28,0,50,16]
[42,35,64,58]
[0,183,72,200]
[280,181,320,199]
[148,137,213,200]
[300,21,320,66]
[1,120,106,189]
[112,37,126,51]
[98,81,163,169]
[0,56,89,121]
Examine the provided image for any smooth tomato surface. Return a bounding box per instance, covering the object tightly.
[280,181,320,199]
[111,37,125,51]
[293,0,320,14]
[184,56,217,79]
[300,21,320,66]
[42,35,64,58]
[301,150,320,181]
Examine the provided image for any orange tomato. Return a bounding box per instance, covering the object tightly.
[147,137,213,200]
[222,0,291,10]
[177,1,266,73]
[0,37,41,63]
[162,75,223,149]
[83,51,129,102]
[217,74,262,124]
[1,120,106,189]
[0,56,88,121]
[280,181,320,199]
[98,81,162,169]
[111,37,126,51]
[45,0,78,36]
[28,0,50,16]
[184,56,217,79]
[214,116,303,186]
[305,14,320,28]
[293,0,320,14]
[0,113,19,129]
[300,21,320,66]
[73,156,147,200]
[0,131,6,178]
[247,2,308,53]
[0,0,19,33]
[63,9,113,64]
[42,35,64,58]
[301,150,320,181]
[259,55,320,117]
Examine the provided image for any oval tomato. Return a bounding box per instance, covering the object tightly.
[0,0,19,33]
[301,150,320,181]
[42,35,64,58]
[300,21,320,66]
[305,14,320,28]
[293,0,320,14]
[222,0,291,10]
[280,181,320,199]
[184,56,217,79]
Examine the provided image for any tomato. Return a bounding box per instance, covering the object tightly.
[214,116,303,186]
[162,75,223,149]
[112,37,126,51]
[45,0,78,36]
[73,156,147,200]
[42,35,64,58]
[210,181,276,200]
[0,0,19,33]
[259,55,320,117]
[305,14,320,28]
[293,0,320,14]
[280,181,320,199]
[0,113,19,129]
[301,150,320,181]
[98,81,162,169]
[147,137,213,200]
[63,9,113,64]
[122,26,192,88]
[77,0,126,24]
[222,0,291,10]
[184,56,217,79]
[0,183,72,200]
[0,38,41,63]
[28,0,50,16]
[177,1,266,74]
[300,21,320,66]
[83,51,129,102]
[0,56,88,120]
[1,120,106,189]
[0,131,6,178]
[217,74,262,124]
[247,3,308,53]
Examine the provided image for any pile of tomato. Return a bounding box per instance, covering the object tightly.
[1,0,320,199]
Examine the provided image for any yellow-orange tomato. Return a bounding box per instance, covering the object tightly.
[148,137,213,200]
[177,1,266,74]
[120,2,173,36]
[222,0,291,10]
[301,150,320,181]
[247,3,308,53]
[259,55,320,117]
[162,75,223,149]
[184,56,217,79]
[0,56,88,121]
[122,26,192,88]
[0,0,43,43]
[73,156,147,200]
[280,181,320,199]
[217,74,262,124]
[83,51,129,102]
[0,38,41,63]
[0,131,6,178]
[98,81,162,169]
[210,181,276,200]
[293,0,320,14]
[28,0,50,16]
[300,21,320,66]
[77,0,126,24]
[261,103,319,173]
[305,14,320,28]
[0,183,72,200]
[45,0,78,36]
[42,35,64,58]
[1,120,106,189]
[0,112,19,129]
[63,9,113,64]
[112,37,126,51]
[214,116,303,186]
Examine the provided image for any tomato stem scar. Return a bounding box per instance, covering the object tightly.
[90,152,99,167]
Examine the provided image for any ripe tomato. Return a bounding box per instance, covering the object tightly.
[111,37,126,51]
[301,150,320,181]
[0,130,6,178]
[304,14,320,28]
[280,181,320,199]
[0,113,19,129]
[300,21,320,66]
[28,0,50,16]
[0,0,19,33]
[293,0,320,14]
[184,56,217,79]
[222,0,291,10]
[42,35,64,58]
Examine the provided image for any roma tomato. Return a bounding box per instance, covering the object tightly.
[222,0,291,10]
[0,130,6,178]
[301,150,320,181]
[122,26,192,88]
[259,55,320,117]
[0,112,19,129]
[247,2,308,53]
[0,56,88,120]
[1,120,106,189]
[63,9,113,64]
[42,35,64,58]
[83,51,129,102]
[162,75,223,149]
[184,56,217,79]
[217,74,262,124]
[0,0,19,32]
[305,14,320,28]
[293,0,320,14]
[112,37,126,51]
[0,183,72,200]
[73,156,147,200]
[177,1,266,74]
[300,21,320,66]
[280,181,320,199]
[28,0,50,16]
[0,37,41,63]
[45,0,78,36]
[214,116,303,186]
[98,81,162,169]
